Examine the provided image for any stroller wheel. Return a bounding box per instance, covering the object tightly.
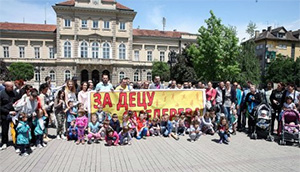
[267,135,274,142]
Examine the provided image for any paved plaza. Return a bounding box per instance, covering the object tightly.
[0,128,299,172]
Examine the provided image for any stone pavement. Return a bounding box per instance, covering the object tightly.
[0,128,300,172]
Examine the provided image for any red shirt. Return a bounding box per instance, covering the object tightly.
[206,88,217,105]
[137,118,146,132]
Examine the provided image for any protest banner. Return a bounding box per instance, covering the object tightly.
[89,89,206,119]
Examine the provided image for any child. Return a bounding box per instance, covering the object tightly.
[122,114,130,128]
[149,118,160,136]
[285,122,299,134]
[279,96,297,120]
[201,112,214,135]
[178,113,186,136]
[68,120,78,141]
[16,113,31,156]
[87,114,101,144]
[160,114,173,137]
[231,109,238,135]
[128,111,137,137]
[99,120,113,140]
[105,128,119,146]
[96,104,105,123]
[65,101,77,130]
[172,114,180,135]
[189,120,201,142]
[110,113,121,133]
[218,116,231,144]
[75,109,88,145]
[33,109,47,148]
[119,126,132,145]
[136,112,148,140]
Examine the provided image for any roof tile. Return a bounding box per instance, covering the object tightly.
[133,29,188,38]
[0,22,56,32]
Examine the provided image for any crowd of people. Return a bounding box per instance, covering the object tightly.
[0,74,299,157]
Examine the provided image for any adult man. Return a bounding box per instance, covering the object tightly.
[168,80,177,89]
[115,78,129,91]
[149,76,164,89]
[0,82,17,150]
[215,81,225,116]
[95,74,114,92]
[270,82,285,134]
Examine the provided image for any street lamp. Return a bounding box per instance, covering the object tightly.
[34,64,45,87]
[167,50,177,79]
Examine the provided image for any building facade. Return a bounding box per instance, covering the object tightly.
[252,26,300,75]
[0,0,197,87]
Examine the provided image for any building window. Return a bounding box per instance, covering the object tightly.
[64,19,71,27]
[103,42,110,59]
[34,71,40,81]
[119,72,125,82]
[3,46,9,58]
[119,44,126,59]
[103,21,110,29]
[49,70,55,81]
[92,42,99,59]
[19,47,25,58]
[34,47,40,59]
[134,72,139,82]
[64,70,71,81]
[64,41,71,58]
[160,51,165,61]
[147,51,152,61]
[277,33,285,38]
[278,44,287,49]
[134,50,139,61]
[147,72,152,81]
[80,41,88,58]
[81,20,87,28]
[49,47,54,59]
[93,20,98,28]
[120,22,125,30]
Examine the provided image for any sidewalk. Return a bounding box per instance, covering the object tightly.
[0,128,299,172]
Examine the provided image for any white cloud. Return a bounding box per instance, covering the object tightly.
[0,0,56,24]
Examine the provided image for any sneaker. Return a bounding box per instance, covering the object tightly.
[81,140,85,145]
[128,142,132,145]
[95,139,100,144]
[88,140,92,144]
[191,140,195,143]
[0,144,7,150]
[56,135,61,140]
[61,135,67,140]
[20,152,29,157]
[76,141,80,145]
[143,136,146,140]
[30,146,36,151]
[37,144,43,148]
[42,143,47,147]
[44,137,52,142]
[15,149,21,154]
[219,140,223,144]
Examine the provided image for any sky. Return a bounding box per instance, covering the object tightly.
[0,0,299,41]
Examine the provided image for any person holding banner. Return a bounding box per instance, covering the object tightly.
[95,75,114,92]
[149,76,165,89]
[115,78,129,91]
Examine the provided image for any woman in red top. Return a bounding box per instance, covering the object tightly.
[206,81,217,109]
[136,111,148,140]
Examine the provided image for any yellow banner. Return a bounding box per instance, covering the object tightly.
[89,89,206,119]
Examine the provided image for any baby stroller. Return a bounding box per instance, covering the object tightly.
[250,103,274,141]
[279,110,300,146]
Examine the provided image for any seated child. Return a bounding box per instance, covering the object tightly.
[105,128,119,146]
[189,120,201,142]
[160,114,173,137]
[75,109,88,145]
[33,109,47,148]
[149,118,160,136]
[218,116,231,144]
[68,119,78,141]
[280,96,297,120]
[201,112,214,135]
[87,114,101,144]
[99,120,113,140]
[136,111,148,140]
[65,100,77,130]
[128,111,137,137]
[110,113,121,133]
[96,104,111,123]
[119,126,132,145]
[285,122,299,134]
[172,114,180,135]
[178,113,186,136]
[16,113,31,156]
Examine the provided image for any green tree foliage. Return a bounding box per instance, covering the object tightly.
[151,61,170,82]
[0,60,10,80]
[8,62,34,81]
[265,55,300,86]
[246,21,257,38]
[187,10,240,82]
[172,44,197,83]
[236,41,261,86]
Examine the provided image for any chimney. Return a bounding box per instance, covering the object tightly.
[262,29,266,32]
[255,30,259,38]
[267,26,272,32]
[173,29,177,32]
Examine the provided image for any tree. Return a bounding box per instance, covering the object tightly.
[265,55,300,86]
[0,60,10,80]
[187,10,240,82]
[151,61,170,82]
[8,62,34,81]
[246,21,257,38]
[236,40,261,86]
[172,44,197,83]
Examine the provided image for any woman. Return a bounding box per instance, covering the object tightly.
[88,82,94,91]
[78,82,89,111]
[14,80,26,100]
[141,81,149,89]
[205,81,216,110]
[39,83,52,142]
[54,90,66,139]
[270,82,285,134]
[64,80,77,108]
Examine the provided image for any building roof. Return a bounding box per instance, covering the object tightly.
[253,26,298,42]
[133,29,188,38]
[56,0,132,11]
[0,22,56,32]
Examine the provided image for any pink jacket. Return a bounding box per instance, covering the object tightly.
[76,116,88,128]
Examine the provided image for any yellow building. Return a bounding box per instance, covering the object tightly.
[0,0,197,87]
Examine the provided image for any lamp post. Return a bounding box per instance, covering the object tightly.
[34,64,45,87]
[167,50,177,80]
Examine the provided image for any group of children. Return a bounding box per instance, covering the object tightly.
[16,102,235,157]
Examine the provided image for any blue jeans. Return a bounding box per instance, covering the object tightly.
[137,128,148,139]
[161,126,171,137]
[219,131,229,142]
[224,107,232,126]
